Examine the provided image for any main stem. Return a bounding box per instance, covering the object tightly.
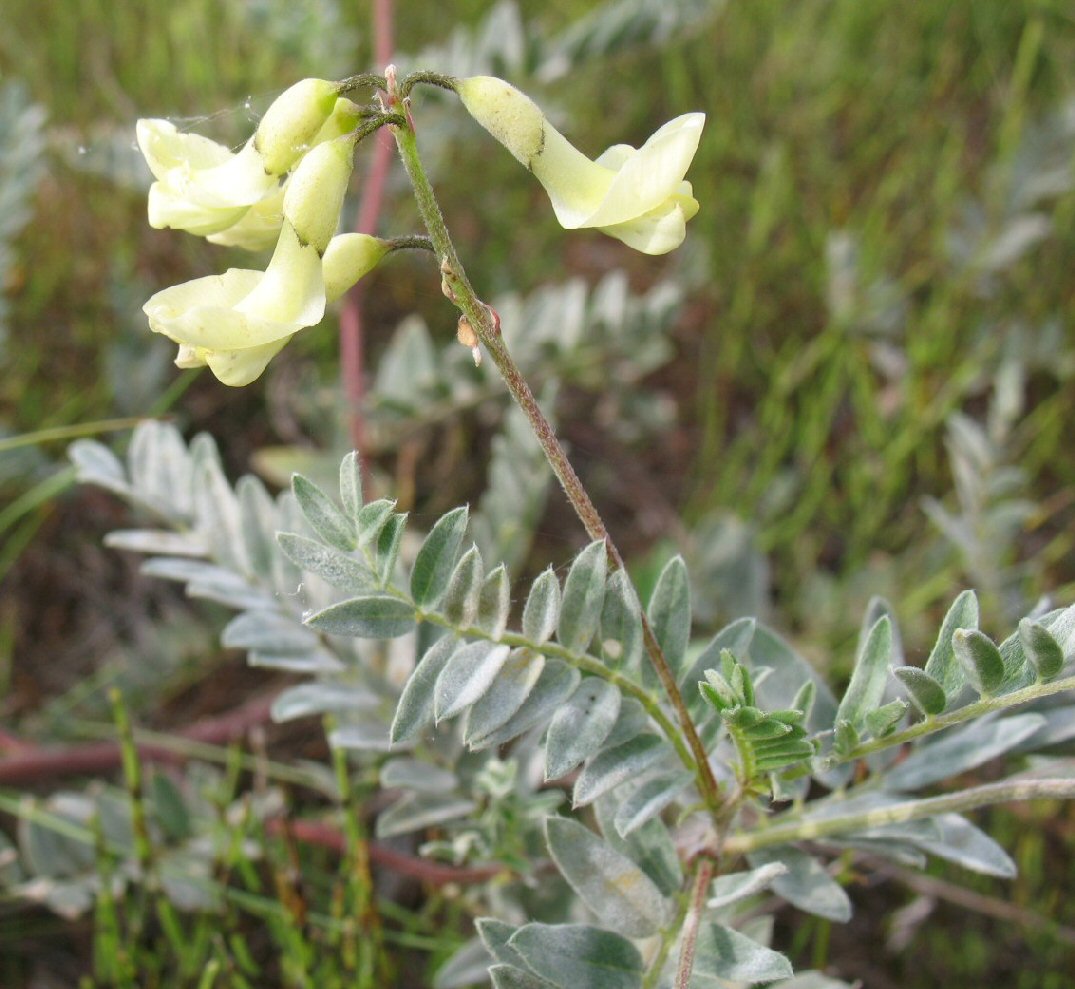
[389,101,722,817]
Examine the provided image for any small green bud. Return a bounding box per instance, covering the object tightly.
[283,135,356,253]
[700,670,737,711]
[952,627,1005,696]
[1018,618,1065,681]
[255,78,340,175]
[322,233,390,302]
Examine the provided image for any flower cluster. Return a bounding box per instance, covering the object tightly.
[138,80,386,385]
[139,73,704,385]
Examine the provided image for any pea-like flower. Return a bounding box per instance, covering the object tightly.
[143,220,324,386]
[137,120,280,238]
[456,76,704,255]
[137,79,344,243]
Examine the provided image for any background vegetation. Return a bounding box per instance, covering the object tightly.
[2,0,1074,985]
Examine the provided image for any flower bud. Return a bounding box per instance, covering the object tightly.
[282,134,356,253]
[322,233,390,302]
[255,78,340,175]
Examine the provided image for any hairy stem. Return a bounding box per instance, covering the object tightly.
[389,101,723,817]
[675,856,716,989]
[722,777,1075,855]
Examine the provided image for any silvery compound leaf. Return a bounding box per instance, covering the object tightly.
[223,609,320,654]
[441,545,484,628]
[1010,705,1075,753]
[380,758,458,793]
[557,541,607,653]
[391,636,459,743]
[523,568,561,645]
[271,683,379,723]
[595,790,683,895]
[772,974,855,989]
[647,555,691,675]
[104,529,207,557]
[191,450,248,574]
[748,847,851,922]
[237,475,277,575]
[1018,618,1065,680]
[434,641,512,723]
[490,966,557,989]
[69,438,130,498]
[292,473,357,551]
[835,616,893,731]
[130,421,193,520]
[952,628,1005,696]
[248,649,344,673]
[476,918,524,967]
[276,532,377,594]
[903,812,1016,877]
[339,451,363,521]
[923,590,979,700]
[16,877,95,920]
[432,937,493,989]
[545,679,622,780]
[893,666,947,716]
[508,924,643,989]
[707,862,788,911]
[376,512,408,583]
[612,771,691,837]
[188,573,271,611]
[329,719,395,753]
[600,568,643,672]
[477,564,511,639]
[468,659,580,750]
[600,697,651,751]
[356,498,397,546]
[573,735,666,808]
[465,648,546,744]
[545,817,669,937]
[375,792,477,838]
[411,506,469,608]
[885,713,1045,791]
[689,922,793,985]
[305,594,416,639]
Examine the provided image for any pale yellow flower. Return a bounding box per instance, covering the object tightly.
[137,120,279,238]
[144,221,324,386]
[457,76,704,255]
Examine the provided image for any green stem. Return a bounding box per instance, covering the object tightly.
[829,673,1075,765]
[722,777,1075,855]
[337,73,388,97]
[416,608,697,779]
[384,234,433,253]
[390,105,723,819]
[399,71,458,98]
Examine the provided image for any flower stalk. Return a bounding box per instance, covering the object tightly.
[389,72,723,818]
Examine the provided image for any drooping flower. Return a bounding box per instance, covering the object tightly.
[137,120,279,238]
[137,79,343,243]
[142,128,373,386]
[456,76,704,255]
[144,220,324,386]
[204,97,363,251]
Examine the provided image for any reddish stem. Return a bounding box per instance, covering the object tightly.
[0,692,275,785]
[340,0,396,457]
[272,818,502,885]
